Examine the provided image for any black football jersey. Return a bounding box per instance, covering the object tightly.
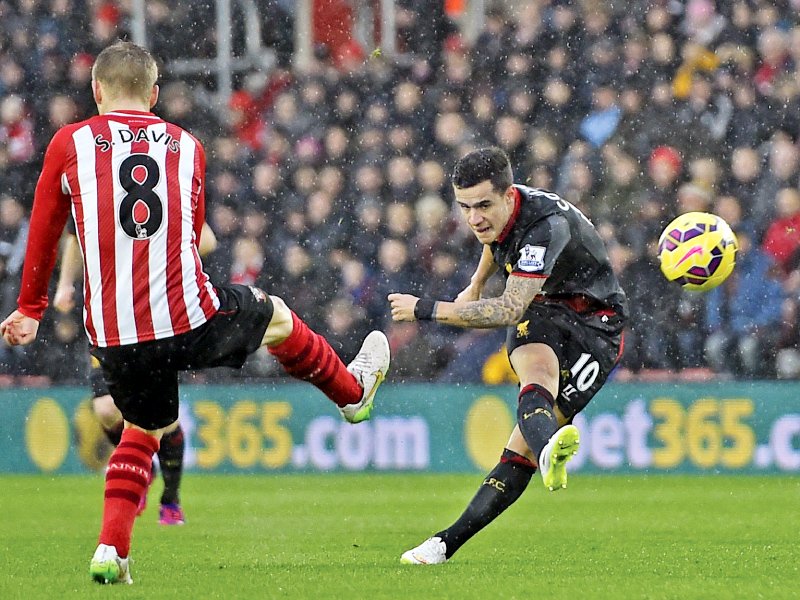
[490,185,628,318]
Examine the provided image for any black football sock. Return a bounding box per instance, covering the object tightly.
[102,422,123,446]
[437,449,536,558]
[517,384,559,463]
[158,425,185,505]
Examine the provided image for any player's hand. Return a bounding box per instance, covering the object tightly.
[0,310,40,346]
[455,284,481,304]
[388,293,419,322]
[53,284,75,313]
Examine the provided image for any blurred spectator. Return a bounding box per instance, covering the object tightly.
[705,230,784,378]
[619,239,680,372]
[347,199,383,268]
[371,238,418,325]
[726,80,767,149]
[65,52,97,119]
[579,85,622,149]
[754,27,791,96]
[0,193,28,376]
[676,183,712,215]
[230,237,264,286]
[682,0,727,49]
[762,188,800,273]
[751,133,799,239]
[386,155,418,203]
[673,73,733,160]
[324,297,370,363]
[643,145,683,227]
[713,194,748,234]
[385,320,445,381]
[305,188,345,256]
[0,95,35,163]
[437,329,507,384]
[594,146,644,226]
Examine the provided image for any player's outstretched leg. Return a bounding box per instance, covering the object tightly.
[157,425,186,525]
[268,310,389,423]
[89,543,133,585]
[539,424,580,491]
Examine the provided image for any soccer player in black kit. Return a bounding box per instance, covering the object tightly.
[389,147,628,564]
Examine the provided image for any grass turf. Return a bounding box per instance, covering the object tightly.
[1,473,797,599]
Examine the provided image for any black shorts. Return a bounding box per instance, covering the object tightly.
[89,356,110,398]
[90,284,274,430]
[505,302,625,419]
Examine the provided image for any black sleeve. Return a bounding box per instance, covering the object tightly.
[510,214,571,278]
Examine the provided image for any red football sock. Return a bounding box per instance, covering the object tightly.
[268,311,362,407]
[98,428,160,557]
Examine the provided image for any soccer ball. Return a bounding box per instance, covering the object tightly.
[657,212,738,292]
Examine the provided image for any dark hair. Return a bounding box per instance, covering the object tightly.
[452,147,513,192]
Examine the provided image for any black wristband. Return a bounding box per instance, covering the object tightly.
[414,298,437,321]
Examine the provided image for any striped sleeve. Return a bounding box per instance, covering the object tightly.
[17,127,73,320]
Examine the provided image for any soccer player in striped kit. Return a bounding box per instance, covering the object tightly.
[1,41,390,585]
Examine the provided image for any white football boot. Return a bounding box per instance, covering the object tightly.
[400,536,448,565]
[339,331,390,423]
[539,424,580,491]
[89,543,133,584]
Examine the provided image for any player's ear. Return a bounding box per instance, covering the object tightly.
[149,85,159,109]
[92,79,102,105]
[504,185,515,205]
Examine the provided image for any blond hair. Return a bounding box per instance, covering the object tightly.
[92,41,158,103]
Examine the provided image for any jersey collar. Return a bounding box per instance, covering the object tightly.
[496,186,522,244]
[105,110,161,119]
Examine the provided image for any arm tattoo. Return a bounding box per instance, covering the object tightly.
[454,276,544,328]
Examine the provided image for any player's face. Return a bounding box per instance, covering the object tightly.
[453,180,515,244]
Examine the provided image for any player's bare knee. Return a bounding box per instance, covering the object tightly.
[262,295,293,346]
[92,394,122,429]
[518,368,560,399]
[510,344,560,396]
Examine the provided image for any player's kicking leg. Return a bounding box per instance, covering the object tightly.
[539,424,580,491]
[264,295,389,423]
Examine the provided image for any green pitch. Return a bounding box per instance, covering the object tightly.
[1,474,797,599]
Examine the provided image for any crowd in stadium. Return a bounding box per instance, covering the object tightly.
[1,0,800,384]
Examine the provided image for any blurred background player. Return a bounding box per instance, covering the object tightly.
[1,42,389,585]
[53,222,219,525]
[389,147,627,564]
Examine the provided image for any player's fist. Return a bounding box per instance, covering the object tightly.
[455,283,481,303]
[0,310,40,346]
[388,293,419,322]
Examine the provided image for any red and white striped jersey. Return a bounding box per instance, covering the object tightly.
[17,110,220,347]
